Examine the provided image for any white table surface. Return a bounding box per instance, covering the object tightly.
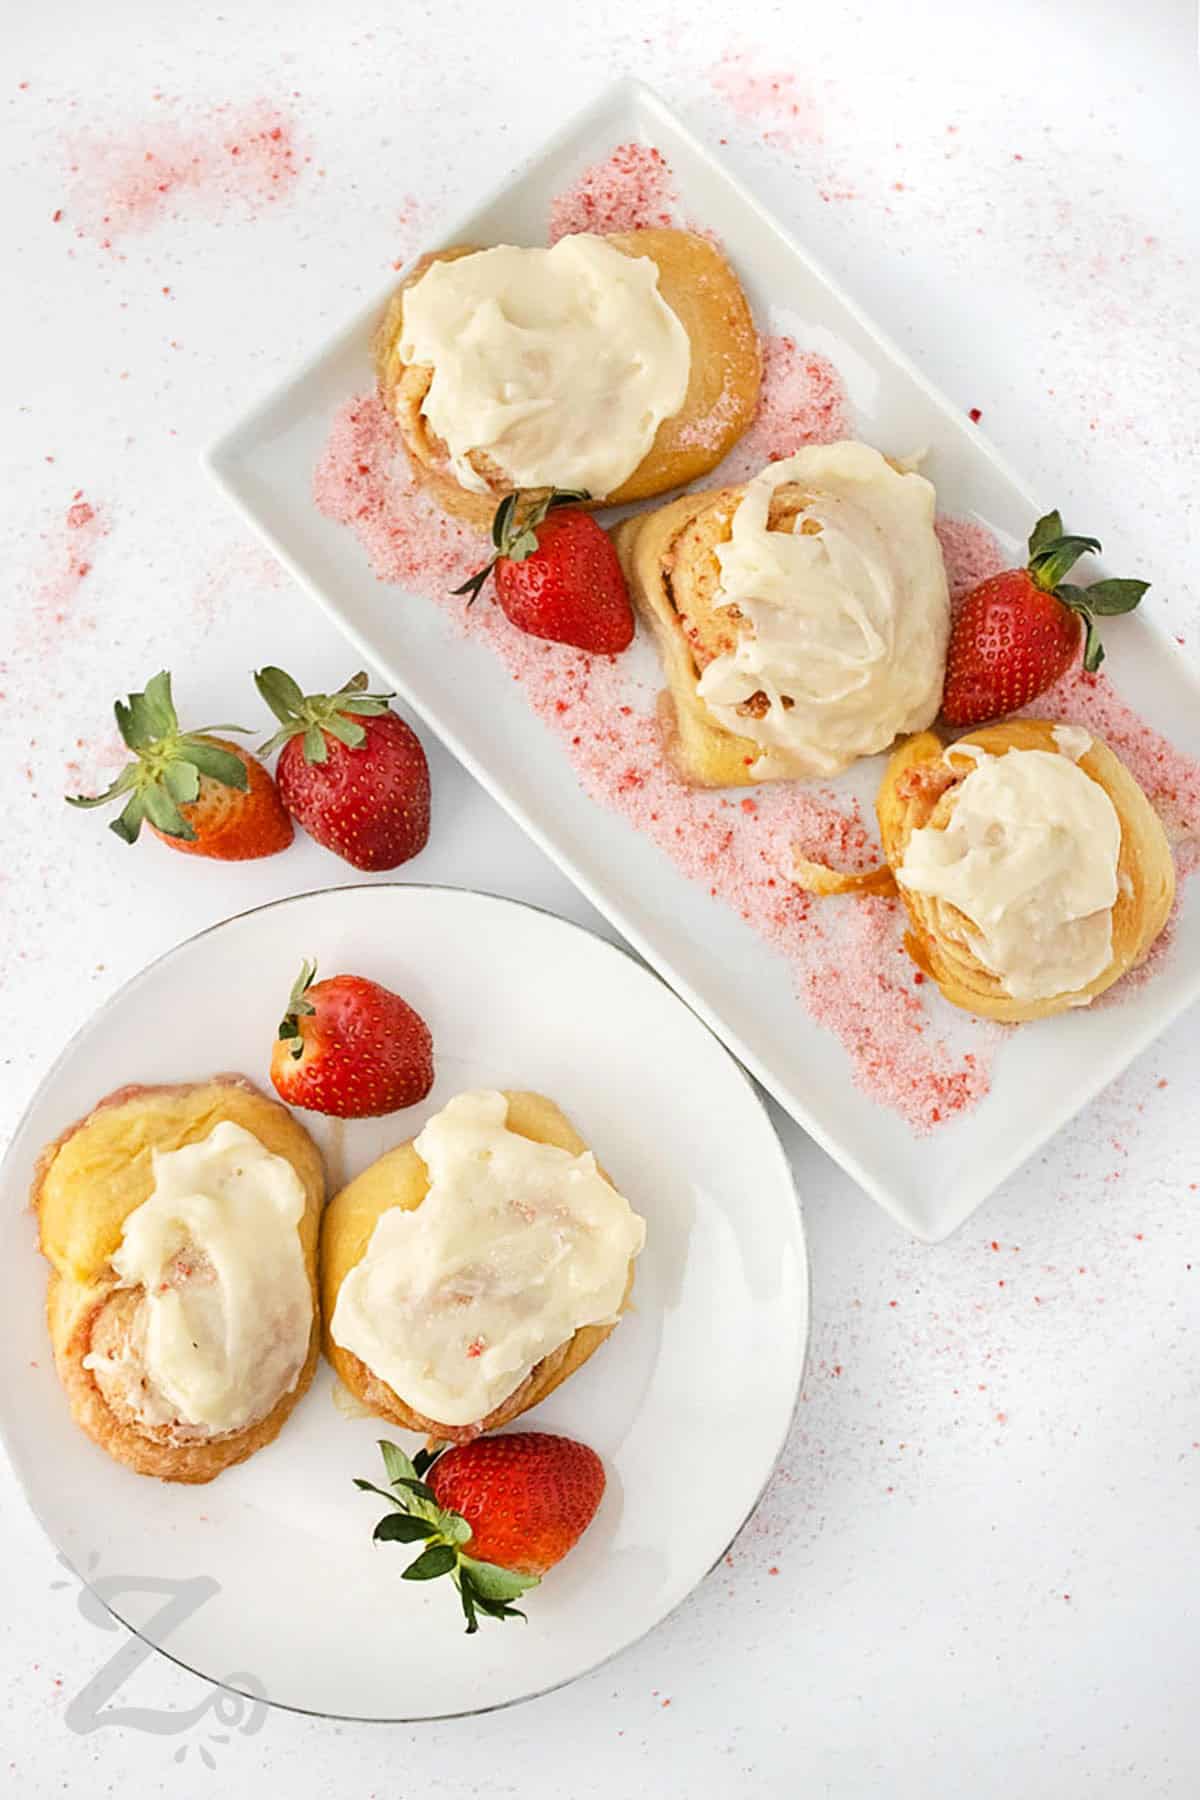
[3,1,1197,1793]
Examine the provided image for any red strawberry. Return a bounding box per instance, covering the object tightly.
[67,670,293,860]
[942,510,1148,727]
[358,1434,606,1633]
[270,959,433,1118]
[256,667,430,871]
[454,489,635,654]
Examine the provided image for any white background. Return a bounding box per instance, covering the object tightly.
[2,1,1198,1794]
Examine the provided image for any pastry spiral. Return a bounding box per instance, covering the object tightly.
[876,721,1175,1021]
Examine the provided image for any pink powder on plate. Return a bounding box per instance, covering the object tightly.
[313,394,483,590]
[61,101,304,242]
[934,516,1008,605]
[548,142,679,241]
[716,335,851,479]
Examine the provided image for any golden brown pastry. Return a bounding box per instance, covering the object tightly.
[34,1078,325,1484]
[613,441,950,787]
[875,720,1175,1021]
[321,1089,644,1443]
[374,229,760,524]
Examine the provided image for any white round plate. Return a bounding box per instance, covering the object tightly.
[0,884,808,1721]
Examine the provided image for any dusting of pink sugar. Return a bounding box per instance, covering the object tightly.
[60,101,305,243]
[709,53,823,150]
[548,143,678,241]
[934,516,1008,606]
[1028,667,1200,877]
[26,493,108,649]
[313,394,483,589]
[714,336,851,480]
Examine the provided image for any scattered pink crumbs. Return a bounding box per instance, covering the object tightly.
[708,53,823,150]
[27,493,108,645]
[717,335,850,478]
[59,101,305,243]
[313,394,480,589]
[548,142,679,241]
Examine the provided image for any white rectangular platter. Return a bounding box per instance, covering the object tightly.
[206,78,1200,1241]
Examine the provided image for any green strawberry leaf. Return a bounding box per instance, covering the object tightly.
[140,670,180,738]
[411,1446,443,1478]
[1028,534,1103,590]
[373,1514,437,1544]
[379,1441,417,1486]
[1027,510,1063,557]
[141,783,192,839]
[181,739,249,789]
[458,1578,479,1635]
[321,713,367,750]
[66,765,138,810]
[443,1512,473,1546]
[459,1555,539,1601]
[1082,578,1149,615]
[352,1477,402,1504]
[161,759,201,806]
[402,1543,458,1582]
[392,1476,438,1504]
[109,790,149,844]
[491,492,518,552]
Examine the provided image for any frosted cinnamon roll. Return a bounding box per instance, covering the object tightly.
[374,229,760,523]
[876,720,1175,1021]
[33,1078,324,1483]
[613,441,950,787]
[320,1090,645,1444]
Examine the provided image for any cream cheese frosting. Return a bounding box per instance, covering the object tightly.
[330,1089,646,1427]
[897,744,1122,1002]
[694,441,950,776]
[83,1121,311,1435]
[399,234,691,497]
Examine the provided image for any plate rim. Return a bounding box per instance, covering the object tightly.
[0,878,811,1723]
[202,74,1200,1243]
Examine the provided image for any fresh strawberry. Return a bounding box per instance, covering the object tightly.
[454,489,635,654]
[256,667,430,871]
[67,670,293,859]
[269,959,433,1118]
[357,1434,606,1633]
[942,510,1148,727]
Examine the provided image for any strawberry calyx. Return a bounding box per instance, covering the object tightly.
[277,957,318,1061]
[451,487,589,605]
[356,1439,538,1634]
[65,670,250,844]
[255,667,395,765]
[1024,509,1149,673]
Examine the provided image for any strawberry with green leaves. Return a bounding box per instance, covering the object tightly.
[454,489,635,655]
[256,668,430,871]
[357,1433,606,1633]
[941,510,1149,727]
[270,959,433,1118]
[67,671,293,859]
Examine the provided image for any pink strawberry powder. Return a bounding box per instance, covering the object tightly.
[548,143,679,241]
[313,395,481,590]
[26,493,108,649]
[934,516,1009,605]
[60,101,305,243]
[716,335,851,478]
[709,53,823,150]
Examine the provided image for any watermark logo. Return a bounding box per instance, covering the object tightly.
[52,1553,267,1766]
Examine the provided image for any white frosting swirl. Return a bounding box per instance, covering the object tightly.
[330,1090,645,1427]
[694,441,950,776]
[399,235,690,497]
[898,745,1122,1002]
